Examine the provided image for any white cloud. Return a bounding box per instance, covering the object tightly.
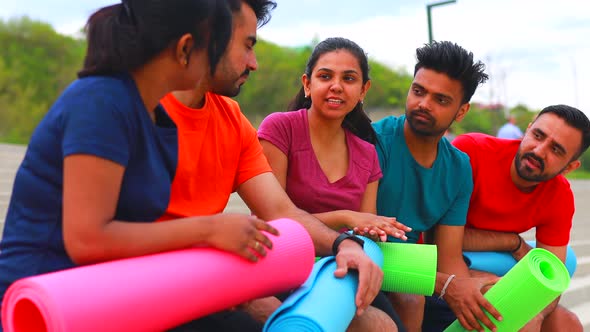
[54,18,87,37]
[1,0,588,115]
[260,0,590,115]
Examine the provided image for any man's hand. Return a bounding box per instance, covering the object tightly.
[333,240,383,316]
[443,275,502,332]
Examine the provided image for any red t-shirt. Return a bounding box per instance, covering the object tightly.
[158,92,271,219]
[453,133,573,246]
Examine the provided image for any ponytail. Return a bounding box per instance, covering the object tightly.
[78,0,231,78]
[287,87,311,112]
[78,4,141,77]
[343,103,377,145]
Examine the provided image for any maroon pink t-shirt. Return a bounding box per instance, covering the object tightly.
[258,109,382,214]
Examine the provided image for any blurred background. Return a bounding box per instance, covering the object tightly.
[0,0,588,177]
[0,0,589,328]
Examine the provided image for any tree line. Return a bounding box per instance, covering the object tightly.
[1,17,588,175]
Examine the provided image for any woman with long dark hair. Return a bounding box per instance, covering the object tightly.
[258,37,412,332]
[0,2,278,328]
[259,37,409,242]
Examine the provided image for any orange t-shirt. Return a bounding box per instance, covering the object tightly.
[158,92,271,220]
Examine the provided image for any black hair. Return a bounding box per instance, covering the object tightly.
[414,41,488,104]
[288,37,377,144]
[78,0,233,78]
[226,0,276,27]
[535,104,590,158]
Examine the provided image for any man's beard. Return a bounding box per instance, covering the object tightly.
[211,69,250,98]
[406,109,448,137]
[514,150,558,182]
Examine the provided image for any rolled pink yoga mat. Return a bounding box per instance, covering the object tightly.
[1,218,315,332]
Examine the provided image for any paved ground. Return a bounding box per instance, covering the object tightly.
[1,143,589,329]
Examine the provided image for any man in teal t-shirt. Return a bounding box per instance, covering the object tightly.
[372,41,501,332]
[374,114,472,244]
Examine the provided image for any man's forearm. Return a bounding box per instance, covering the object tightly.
[463,227,521,252]
[238,173,339,256]
[282,207,339,256]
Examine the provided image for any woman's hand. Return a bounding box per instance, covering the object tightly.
[206,214,279,262]
[346,212,411,242]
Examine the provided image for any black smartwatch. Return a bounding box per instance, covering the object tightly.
[332,233,364,256]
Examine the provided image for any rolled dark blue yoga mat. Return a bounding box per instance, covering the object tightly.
[463,241,577,277]
[263,237,383,332]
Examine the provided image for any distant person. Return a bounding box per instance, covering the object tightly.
[497,115,523,139]
[259,37,414,331]
[434,104,589,331]
[0,1,269,331]
[158,2,388,331]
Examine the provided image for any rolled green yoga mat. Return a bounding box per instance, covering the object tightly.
[444,248,571,332]
[377,242,437,295]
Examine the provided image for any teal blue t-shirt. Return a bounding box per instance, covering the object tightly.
[372,115,473,243]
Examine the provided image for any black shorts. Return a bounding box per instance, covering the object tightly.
[422,295,456,332]
[168,310,264,332]
[276,290,407,332]
[372,291,407,332]
[169,291,407,332]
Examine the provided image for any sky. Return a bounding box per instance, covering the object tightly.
[1,0,589,116]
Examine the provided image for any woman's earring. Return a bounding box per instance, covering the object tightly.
[360,100,364,104]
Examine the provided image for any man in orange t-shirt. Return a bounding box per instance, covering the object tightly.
[157,1,393,331]
[159,91,270,219]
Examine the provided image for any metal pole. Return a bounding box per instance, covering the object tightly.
[426,0,457,43]
[427,6,433,43]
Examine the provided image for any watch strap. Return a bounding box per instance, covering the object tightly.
[332,233,364,256]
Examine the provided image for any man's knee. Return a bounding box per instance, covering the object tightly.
[387,292,423,332]
[347,306,398,332]
[542,306,583,332]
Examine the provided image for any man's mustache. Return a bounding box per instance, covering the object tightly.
[410,109,434,122]
[522,152,545,171]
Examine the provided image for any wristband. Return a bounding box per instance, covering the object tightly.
[332,233,364,256]
[438,274,456,300]
[511,234,523,253]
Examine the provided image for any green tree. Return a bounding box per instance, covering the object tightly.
[0,17,85,143]
[235,40,412,125]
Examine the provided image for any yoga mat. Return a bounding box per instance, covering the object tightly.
[463,241,577,277]
[444,248,571,332]
[1,218,314,332]
[377,242,437,295]
[263,237,383,332]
